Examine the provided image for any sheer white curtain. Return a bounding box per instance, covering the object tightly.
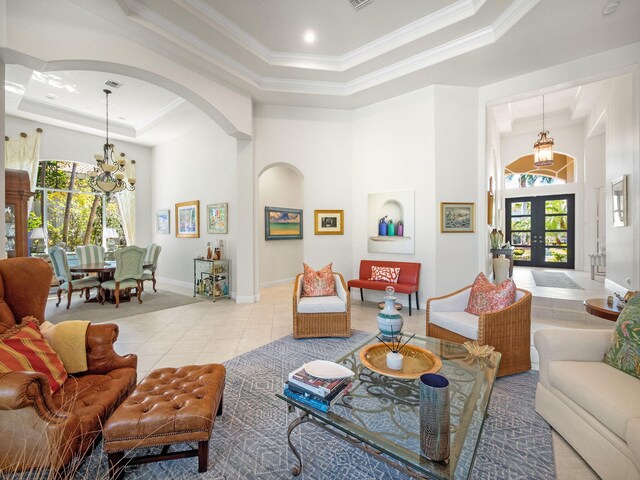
[114,158,136,245]
[4,130,42,196]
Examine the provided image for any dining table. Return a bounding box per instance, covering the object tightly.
[70,261,153,303]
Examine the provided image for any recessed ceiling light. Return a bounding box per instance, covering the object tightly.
[603,0,619,15]
[303,30,316,44]
[45,93,58,100]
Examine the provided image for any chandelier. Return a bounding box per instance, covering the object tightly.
[88,89,136,195]
[533,95,554,167]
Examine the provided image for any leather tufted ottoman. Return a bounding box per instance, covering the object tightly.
[103,364,225,479]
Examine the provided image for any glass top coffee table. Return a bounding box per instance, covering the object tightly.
[276,333,501,479]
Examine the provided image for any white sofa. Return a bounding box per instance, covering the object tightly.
[535,328,640,480]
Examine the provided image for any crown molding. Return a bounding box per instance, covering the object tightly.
[117,0,539,97]
[133,0,488,72]
[18,97,136,137]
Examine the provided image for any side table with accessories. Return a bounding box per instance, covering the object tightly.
[194,258,231,301]
[584,297,624,321]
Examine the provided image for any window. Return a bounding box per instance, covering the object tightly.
[29,161,126,253]
[504,153,574,189]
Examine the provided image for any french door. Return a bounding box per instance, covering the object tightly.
[506,194,575,269]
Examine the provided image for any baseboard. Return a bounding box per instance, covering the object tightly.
[236,294,260,304]
[260,277,295,288]
[154,277,192,294]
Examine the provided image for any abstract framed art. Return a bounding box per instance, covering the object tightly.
[207,202,228,234]
[265,206,303,240]
[175,200,200,238]
[156,209,170,235]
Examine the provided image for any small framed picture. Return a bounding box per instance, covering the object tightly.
[441,202,475,233]
[156,209,170,235]
[207,202,228,234]
[611,175,628,227]
[265,206,303,240]
[314,210,344,235]
[175,200,200,238]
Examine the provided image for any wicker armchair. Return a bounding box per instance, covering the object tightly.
[293,273,351,339]
[426,286,532,376]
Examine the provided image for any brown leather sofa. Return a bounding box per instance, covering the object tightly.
[0,257,138,474]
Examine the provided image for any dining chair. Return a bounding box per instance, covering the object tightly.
[76,245,105,266]
[99,245,146,308]
[142,243,162,292]
[49,246,101,309]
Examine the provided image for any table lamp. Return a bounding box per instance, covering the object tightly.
[29,227,47,253]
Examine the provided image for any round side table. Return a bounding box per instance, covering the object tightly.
[583,298,624,322]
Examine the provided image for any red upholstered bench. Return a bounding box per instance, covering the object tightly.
[348,260,421,316]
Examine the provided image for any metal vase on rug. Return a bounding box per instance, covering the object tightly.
[419,373,450,461]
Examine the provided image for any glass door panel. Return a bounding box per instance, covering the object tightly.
[506,194,574,268]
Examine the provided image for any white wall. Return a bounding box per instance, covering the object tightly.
[258,165,304,286]
[5,115,153,245]
[434,86,480,294]
[151,120,237,291]
[604,74,639,291]
[583,133,606,268]
[352,86,437,304]
[254,105,353,281]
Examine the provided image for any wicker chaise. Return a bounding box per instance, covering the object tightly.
[426,286,532,376]
[293,273,351,339]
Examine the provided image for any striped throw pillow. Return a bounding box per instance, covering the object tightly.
[0,318,68,393]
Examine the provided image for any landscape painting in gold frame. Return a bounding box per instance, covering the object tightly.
[441,202,475,233]
[176,200,200,238]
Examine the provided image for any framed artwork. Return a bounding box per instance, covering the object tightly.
[314,210,344,235]
[611,175,627,227]
[367,189,415,254]
[207,202,228,234]
[265,206,303,240]
[175,200,200,238]
[156,209,170,235]
[441,202,475,233]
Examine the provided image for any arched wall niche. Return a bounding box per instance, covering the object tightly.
[258,163,304,287]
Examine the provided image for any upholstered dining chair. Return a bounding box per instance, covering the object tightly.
[426,285,532,377]
[293,272,351,339]
[99,245,146,308]
[142,243,162,292]
[76,244,105,266]
[49,245,101,309]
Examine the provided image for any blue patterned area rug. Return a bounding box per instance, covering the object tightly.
[77,331,555,479]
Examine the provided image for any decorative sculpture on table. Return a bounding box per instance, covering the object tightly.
[377,286,404,340]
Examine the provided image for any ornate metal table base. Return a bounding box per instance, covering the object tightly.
[286,405,431,479]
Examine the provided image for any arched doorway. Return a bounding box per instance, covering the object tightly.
[258,164,304,287]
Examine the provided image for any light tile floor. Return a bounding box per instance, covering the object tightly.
[109,279,599,479]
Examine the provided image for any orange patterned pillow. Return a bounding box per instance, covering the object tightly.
[369,266,400,283]
[465,273,516,315]
[0,318,68,393]
[302,263,336,297]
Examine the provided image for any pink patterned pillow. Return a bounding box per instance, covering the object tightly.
[302,263,336,297]
[465,272,516,315]
[369,266,400,283]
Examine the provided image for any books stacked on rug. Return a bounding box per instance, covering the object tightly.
[284,363,353,413]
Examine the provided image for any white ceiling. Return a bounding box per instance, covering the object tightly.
[4,65,210,146]
[4,0,639,146]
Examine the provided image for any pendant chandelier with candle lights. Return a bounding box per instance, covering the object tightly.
[533,95,555,167]
[87,89,136,195]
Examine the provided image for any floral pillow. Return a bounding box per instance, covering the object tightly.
[0,318,68,393]
[302,263,336,297]
[604,292,640,379]
[465,272,516,315]
[369,266,400,283]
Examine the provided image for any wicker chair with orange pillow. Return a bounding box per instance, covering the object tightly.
[426,273,532,377]
[293,264,351,339]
